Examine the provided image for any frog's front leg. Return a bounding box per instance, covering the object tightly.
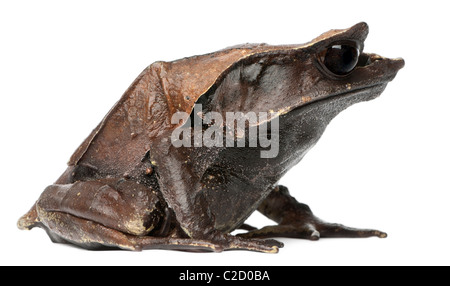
[150,139,282,253]
[239,185,386,240]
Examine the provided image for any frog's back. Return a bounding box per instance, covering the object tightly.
[63,44,294,181]
[66,63,167,179]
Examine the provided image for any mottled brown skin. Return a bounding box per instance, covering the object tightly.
[18,22,404,252]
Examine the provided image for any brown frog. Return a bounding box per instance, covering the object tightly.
[18,22,404,253]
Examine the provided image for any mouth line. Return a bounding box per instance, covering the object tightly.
[327,82,386,99]
[289,82,386,113]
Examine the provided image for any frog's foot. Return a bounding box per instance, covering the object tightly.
[226,237,282,253]
[238,185,386,240]
[238,221,386,240]
[135,233,282,253]
[17,203,41,230]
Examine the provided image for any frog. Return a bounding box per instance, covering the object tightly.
[18,22,404,253]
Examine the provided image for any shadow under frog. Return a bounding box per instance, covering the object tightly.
[18,22,404,252]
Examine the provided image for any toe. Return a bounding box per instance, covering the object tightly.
[316,222,387,238]
[309,229,320,241]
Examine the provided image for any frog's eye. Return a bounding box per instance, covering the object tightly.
[318,43,360,76]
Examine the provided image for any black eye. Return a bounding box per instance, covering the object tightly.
[319,43,360,76]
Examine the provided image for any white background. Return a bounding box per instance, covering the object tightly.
[1,0,449,266]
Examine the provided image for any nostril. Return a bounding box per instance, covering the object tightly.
[370,54,384,63]
[357,53,384,67]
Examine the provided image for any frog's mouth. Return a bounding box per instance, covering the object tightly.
[289,82,388,119]
[326,82,388,105]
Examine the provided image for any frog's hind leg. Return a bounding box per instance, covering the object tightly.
[36,208,141,250]
[25,178,164,250]
[22,179,275,252]
[238,185,386,240]
[36,208,281,252]
[35,207,221,251]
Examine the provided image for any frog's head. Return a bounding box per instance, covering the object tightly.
[196,22,404,120]
[164,22,403,159]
